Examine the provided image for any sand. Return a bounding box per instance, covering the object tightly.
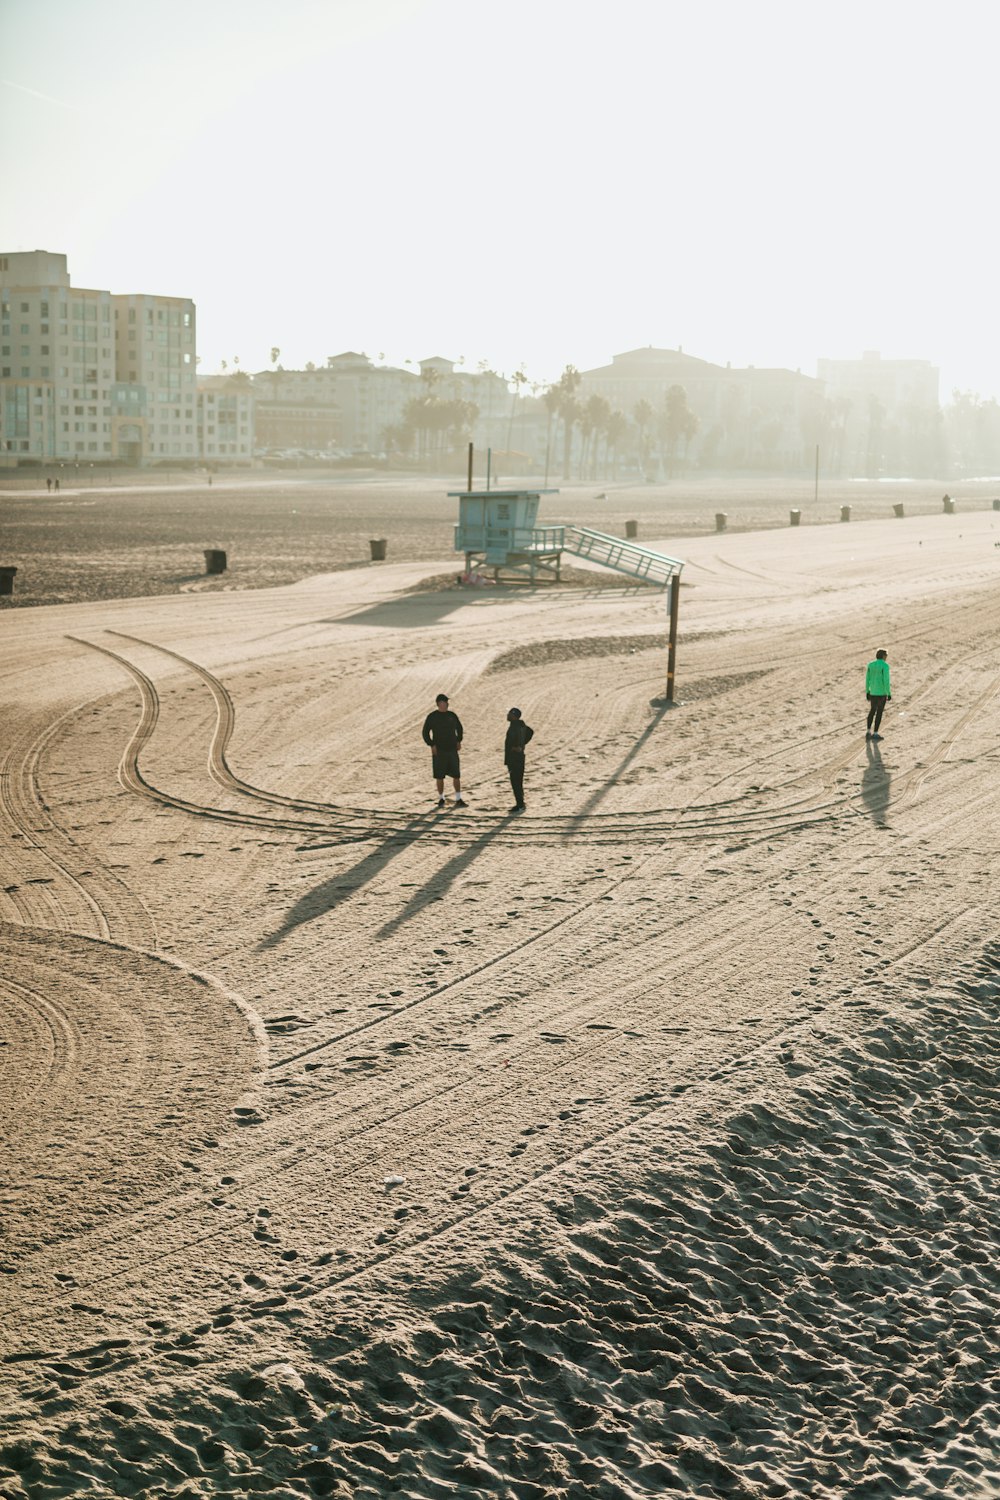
[1,498,999,1498]
[2,469,999,609]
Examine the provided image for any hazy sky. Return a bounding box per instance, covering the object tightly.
[2,0,997,398]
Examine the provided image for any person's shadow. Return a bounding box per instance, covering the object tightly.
[861,738,891,827]
[257,811,434,950]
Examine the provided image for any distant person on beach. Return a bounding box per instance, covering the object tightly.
[422,693,466,808]
[865,649,891,740]
[46,476,52,492]
[504,708,534,812]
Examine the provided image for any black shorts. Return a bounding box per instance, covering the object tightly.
[432,750,461,780]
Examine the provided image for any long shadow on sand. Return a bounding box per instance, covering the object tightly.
[257,811,436,950]
[561,699,672,841]
[326,580,658,630]
[861,738,891,827]
[326,589,541,629]
[258,809,515,950]
[376,812,517,940]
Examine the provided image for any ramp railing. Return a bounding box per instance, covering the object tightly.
[527,524,683,586]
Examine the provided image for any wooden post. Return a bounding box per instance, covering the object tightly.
[666,571,680,704]
[467,441,473,492]
[486,447,492,492]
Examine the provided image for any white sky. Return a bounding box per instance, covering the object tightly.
[2,0,997,398]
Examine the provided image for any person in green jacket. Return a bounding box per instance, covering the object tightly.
[865,649,891,739]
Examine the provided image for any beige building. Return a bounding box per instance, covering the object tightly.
[815,352,941,476]
[1,251,114,465]
[251,353,417,454]
[580,347,821,470]
[112,291,197,462]
[816,351,939,413]
[249,354,515,457]
[0,250,197,466]
[197,377,254,463]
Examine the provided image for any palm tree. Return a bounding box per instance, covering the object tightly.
[547,365,581,479]
[581,394,611,478]
[660,385,698,476]
[542,385,561,484]
[604,409,628,479]
[505,367,529,455]
[633,399,653,475]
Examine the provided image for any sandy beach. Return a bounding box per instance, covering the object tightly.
[2,497,999,1498]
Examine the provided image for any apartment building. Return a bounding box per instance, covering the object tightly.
[249,354,514,456]
[0,250,197,466]
[113,291,198,461]
[197,377,254,463]
[1,250,114,465]
[251,353,416,454]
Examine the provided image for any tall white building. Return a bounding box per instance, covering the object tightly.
[113,291,198,462]
[0,250,197,466]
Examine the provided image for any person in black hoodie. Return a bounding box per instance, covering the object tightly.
[504,707,534,812]
[422,693,466,807]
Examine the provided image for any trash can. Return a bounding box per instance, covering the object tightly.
[0,566,17,597]
[625,519,638,539]
[203,548,227,574]
[369,538,387,561]
[892,503,905,519]
[840,505,851,522]
[993,499,1000,512]
[715,512,727,533]
[789,509,801,527]
[942,495,955,514]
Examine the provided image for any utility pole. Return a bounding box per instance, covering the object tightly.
[666,571,681,704]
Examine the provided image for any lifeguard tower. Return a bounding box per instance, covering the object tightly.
[452,489,563,583]
[451,487,684,589]
[450,483,688,701]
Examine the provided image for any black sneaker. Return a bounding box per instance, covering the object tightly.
[454,799,468,808]
[437,797,446,808]
[510,804,525,813]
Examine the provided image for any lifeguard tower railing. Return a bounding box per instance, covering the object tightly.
[556,525,682,586]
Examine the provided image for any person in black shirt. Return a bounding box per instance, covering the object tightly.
[504,707,534,812]
[422,693,466,808]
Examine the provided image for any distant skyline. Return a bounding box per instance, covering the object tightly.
[3,0,997,402]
